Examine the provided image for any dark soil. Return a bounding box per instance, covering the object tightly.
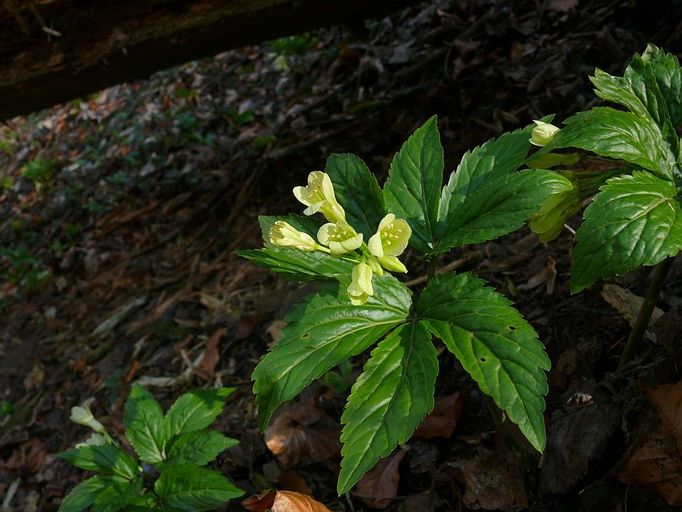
[1,1,682,511]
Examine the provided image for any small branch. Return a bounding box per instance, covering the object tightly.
[618,257,675,369]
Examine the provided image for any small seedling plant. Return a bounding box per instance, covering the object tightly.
[57,385,243,512]
[239,116,572,493]
[530,44,682,365]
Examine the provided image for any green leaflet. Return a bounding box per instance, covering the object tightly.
[417,272,549,451]
[338,321,437,494]
[437,169,572,251]
[548,107,677,181]
[591,68,656,123]
[571,170,682,293]
[58,476,116,512]
[439,121,537,220]
[384,115,444,253]
[165,388,234,437]
[326,153,385,239]
[166,430,238,466]
[57,445,139,481]
[639,44,681,126]
[253,274,411,431]
[155,465,243,511]
[236,247,354,282]
[91,478,141,512]
[124,385,168,464]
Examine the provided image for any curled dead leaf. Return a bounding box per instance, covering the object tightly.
[415,391,466,439]
[616,381,682,505]
[242,490,331,512]
[450,447,528,511]
[265,400,340,468]
[355,449,406,509]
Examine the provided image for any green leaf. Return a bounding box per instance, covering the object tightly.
[253,274,411,431]
[57,445,139,481]
[155,465,243,511]
[639,44,681,126]
[166,430,238,466]
[92,478,141,512]
[591,68,654,122]
[571,170,682,292]
[438,169,572,251]
[165,388,234,437]
[384,115,443,253]
[417,272,549,451]
[258,214,321,244]
[338,321,437,494]
[548,107,676,181]
[439,122,538,221]
[237,247,353,281]
[326,153,385,239]
[59,476,115,512]
[124,384,168,464]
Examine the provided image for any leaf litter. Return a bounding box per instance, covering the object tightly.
[0,0,680,510]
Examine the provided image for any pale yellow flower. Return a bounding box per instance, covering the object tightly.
[317,222,363,255]
[293,171,345,223]
[368,214,411,273]
[269,221,318,251]
[347,262,374,305]
[70,406,106,434]
[529,120,560,147]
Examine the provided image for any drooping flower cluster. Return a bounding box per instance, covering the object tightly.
[268,171,411,305]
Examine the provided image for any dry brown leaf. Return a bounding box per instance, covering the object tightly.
[242,490,276,511]
[355,449,406,509]
[265,401,340,468]
[3,439,49,473]
[415,391,466,439]
[278,471,313,494]
[616,381,682,505]
[450,447,528,511]
[195,327,226,381]
[242,490,331,512]
[272,490,333,512]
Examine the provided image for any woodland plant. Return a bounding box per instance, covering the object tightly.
[529,44,682,366]
[239,116,573,493]
[57,385,243,511]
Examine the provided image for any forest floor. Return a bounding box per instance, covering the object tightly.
[1,1,682,511]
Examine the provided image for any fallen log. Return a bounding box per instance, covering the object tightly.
[0,0,414,120]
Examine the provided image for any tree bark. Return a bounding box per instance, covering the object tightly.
[0,0,415,121]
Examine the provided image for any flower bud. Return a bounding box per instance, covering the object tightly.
[530,120,560,147]
[347,262,374,305]
[269,221,318,251]
[70,406,106,434]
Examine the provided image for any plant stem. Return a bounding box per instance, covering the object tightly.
[426,257,438,282]
[618,257,674,369]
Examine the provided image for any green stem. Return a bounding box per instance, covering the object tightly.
[426,257,438,282]
[618,257,674,369]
